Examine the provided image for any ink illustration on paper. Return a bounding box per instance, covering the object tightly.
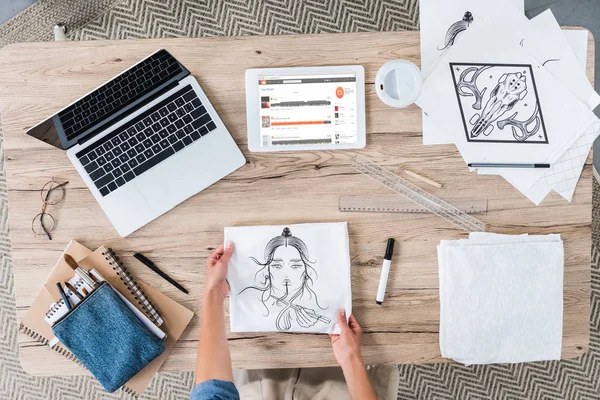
[238,227,330,331]
[438,11,474,51]
[450,63,548,144]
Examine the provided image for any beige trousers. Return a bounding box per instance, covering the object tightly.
[233,365,399,400]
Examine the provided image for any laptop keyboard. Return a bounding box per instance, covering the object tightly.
[58,50,184,142]
[75,84,217,197]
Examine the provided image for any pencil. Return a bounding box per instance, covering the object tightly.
[403,169,443,189]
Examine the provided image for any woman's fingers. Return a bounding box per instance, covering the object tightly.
[329,333,340,344]
[348,314,362,335]
[337,309,350,334]
[208,244,225,264]
[217,241,234,266]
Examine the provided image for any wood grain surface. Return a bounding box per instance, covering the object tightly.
[0,30,594,374]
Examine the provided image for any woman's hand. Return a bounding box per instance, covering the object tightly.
[329,309,363,368]
[330,310,377,400]
[197,242,235,384]
[204,242,234,302]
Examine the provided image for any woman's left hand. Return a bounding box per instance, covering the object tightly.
[205,242,234,301]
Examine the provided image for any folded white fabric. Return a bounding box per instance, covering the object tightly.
[225,222,352,334]
[438,233,563,365]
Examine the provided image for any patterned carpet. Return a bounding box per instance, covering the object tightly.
[0,0,598,399]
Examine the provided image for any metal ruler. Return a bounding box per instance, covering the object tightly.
[339,195,488,214]
[351,154,487,232]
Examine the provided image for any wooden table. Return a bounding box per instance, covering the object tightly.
[0,30,593,375]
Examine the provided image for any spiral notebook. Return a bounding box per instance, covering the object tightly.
[19,240,194,397]
[44,248,164,328]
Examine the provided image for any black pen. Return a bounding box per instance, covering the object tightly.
[134,252,189,294]
[468,163,550,169]
[56,282,72,310]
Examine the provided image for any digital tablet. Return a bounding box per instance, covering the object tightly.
[245,66,366,152]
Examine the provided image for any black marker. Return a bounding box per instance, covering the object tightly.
[376,238,395,305]
[134,252,189,295]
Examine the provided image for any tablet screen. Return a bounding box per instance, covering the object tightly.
[257,73,357,147]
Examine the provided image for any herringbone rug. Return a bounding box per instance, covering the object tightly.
[0,0,597,399]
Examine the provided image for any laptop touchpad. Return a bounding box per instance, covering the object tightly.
[134,149,210,214]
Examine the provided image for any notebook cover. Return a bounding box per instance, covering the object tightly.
[19,241,195,397]
[19,240,93,372]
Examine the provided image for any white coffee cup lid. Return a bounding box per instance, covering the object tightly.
[375,60,422,108]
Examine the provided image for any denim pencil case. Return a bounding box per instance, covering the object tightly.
[52,282,165,393]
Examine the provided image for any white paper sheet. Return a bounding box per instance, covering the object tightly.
[416,18,595,166]
[225,222,352,334]
[563,29,589,69]
[419,0,525,145]
[495,120,599,204]
[421,7,599,149]
[438,234,563,365]
[526,11,600,110]
[419,0,524,79]
[529,122,599,203]
[478,23,599,203]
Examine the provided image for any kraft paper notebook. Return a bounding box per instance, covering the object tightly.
[19,240,194,397]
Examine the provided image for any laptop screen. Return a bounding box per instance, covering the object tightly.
[26,49,189,150]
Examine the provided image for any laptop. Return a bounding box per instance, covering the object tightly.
[27,49,246,237]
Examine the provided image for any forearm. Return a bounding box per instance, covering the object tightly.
[341,356,377,400]
[196,291,233,384]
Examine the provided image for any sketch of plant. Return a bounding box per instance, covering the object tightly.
[239,227,330,331]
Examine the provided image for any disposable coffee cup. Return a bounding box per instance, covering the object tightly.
[375,60,422,108]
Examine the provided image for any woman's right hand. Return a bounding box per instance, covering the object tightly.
[329,309,363,367]
[330,310,377,400]
[204,242,234,302]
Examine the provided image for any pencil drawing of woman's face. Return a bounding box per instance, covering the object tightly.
[269,245,305,294]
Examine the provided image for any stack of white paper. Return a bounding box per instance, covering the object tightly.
[417,1,600,204]
[438,233,564,365]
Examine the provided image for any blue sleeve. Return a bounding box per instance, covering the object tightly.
[190,379,240,400]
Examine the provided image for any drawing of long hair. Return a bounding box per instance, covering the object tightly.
[438,11,474,51]
[239,227,327,331]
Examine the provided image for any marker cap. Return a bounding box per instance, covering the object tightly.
[384,238,395,260]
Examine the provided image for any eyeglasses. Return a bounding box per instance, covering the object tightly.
[32,178,68,240]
